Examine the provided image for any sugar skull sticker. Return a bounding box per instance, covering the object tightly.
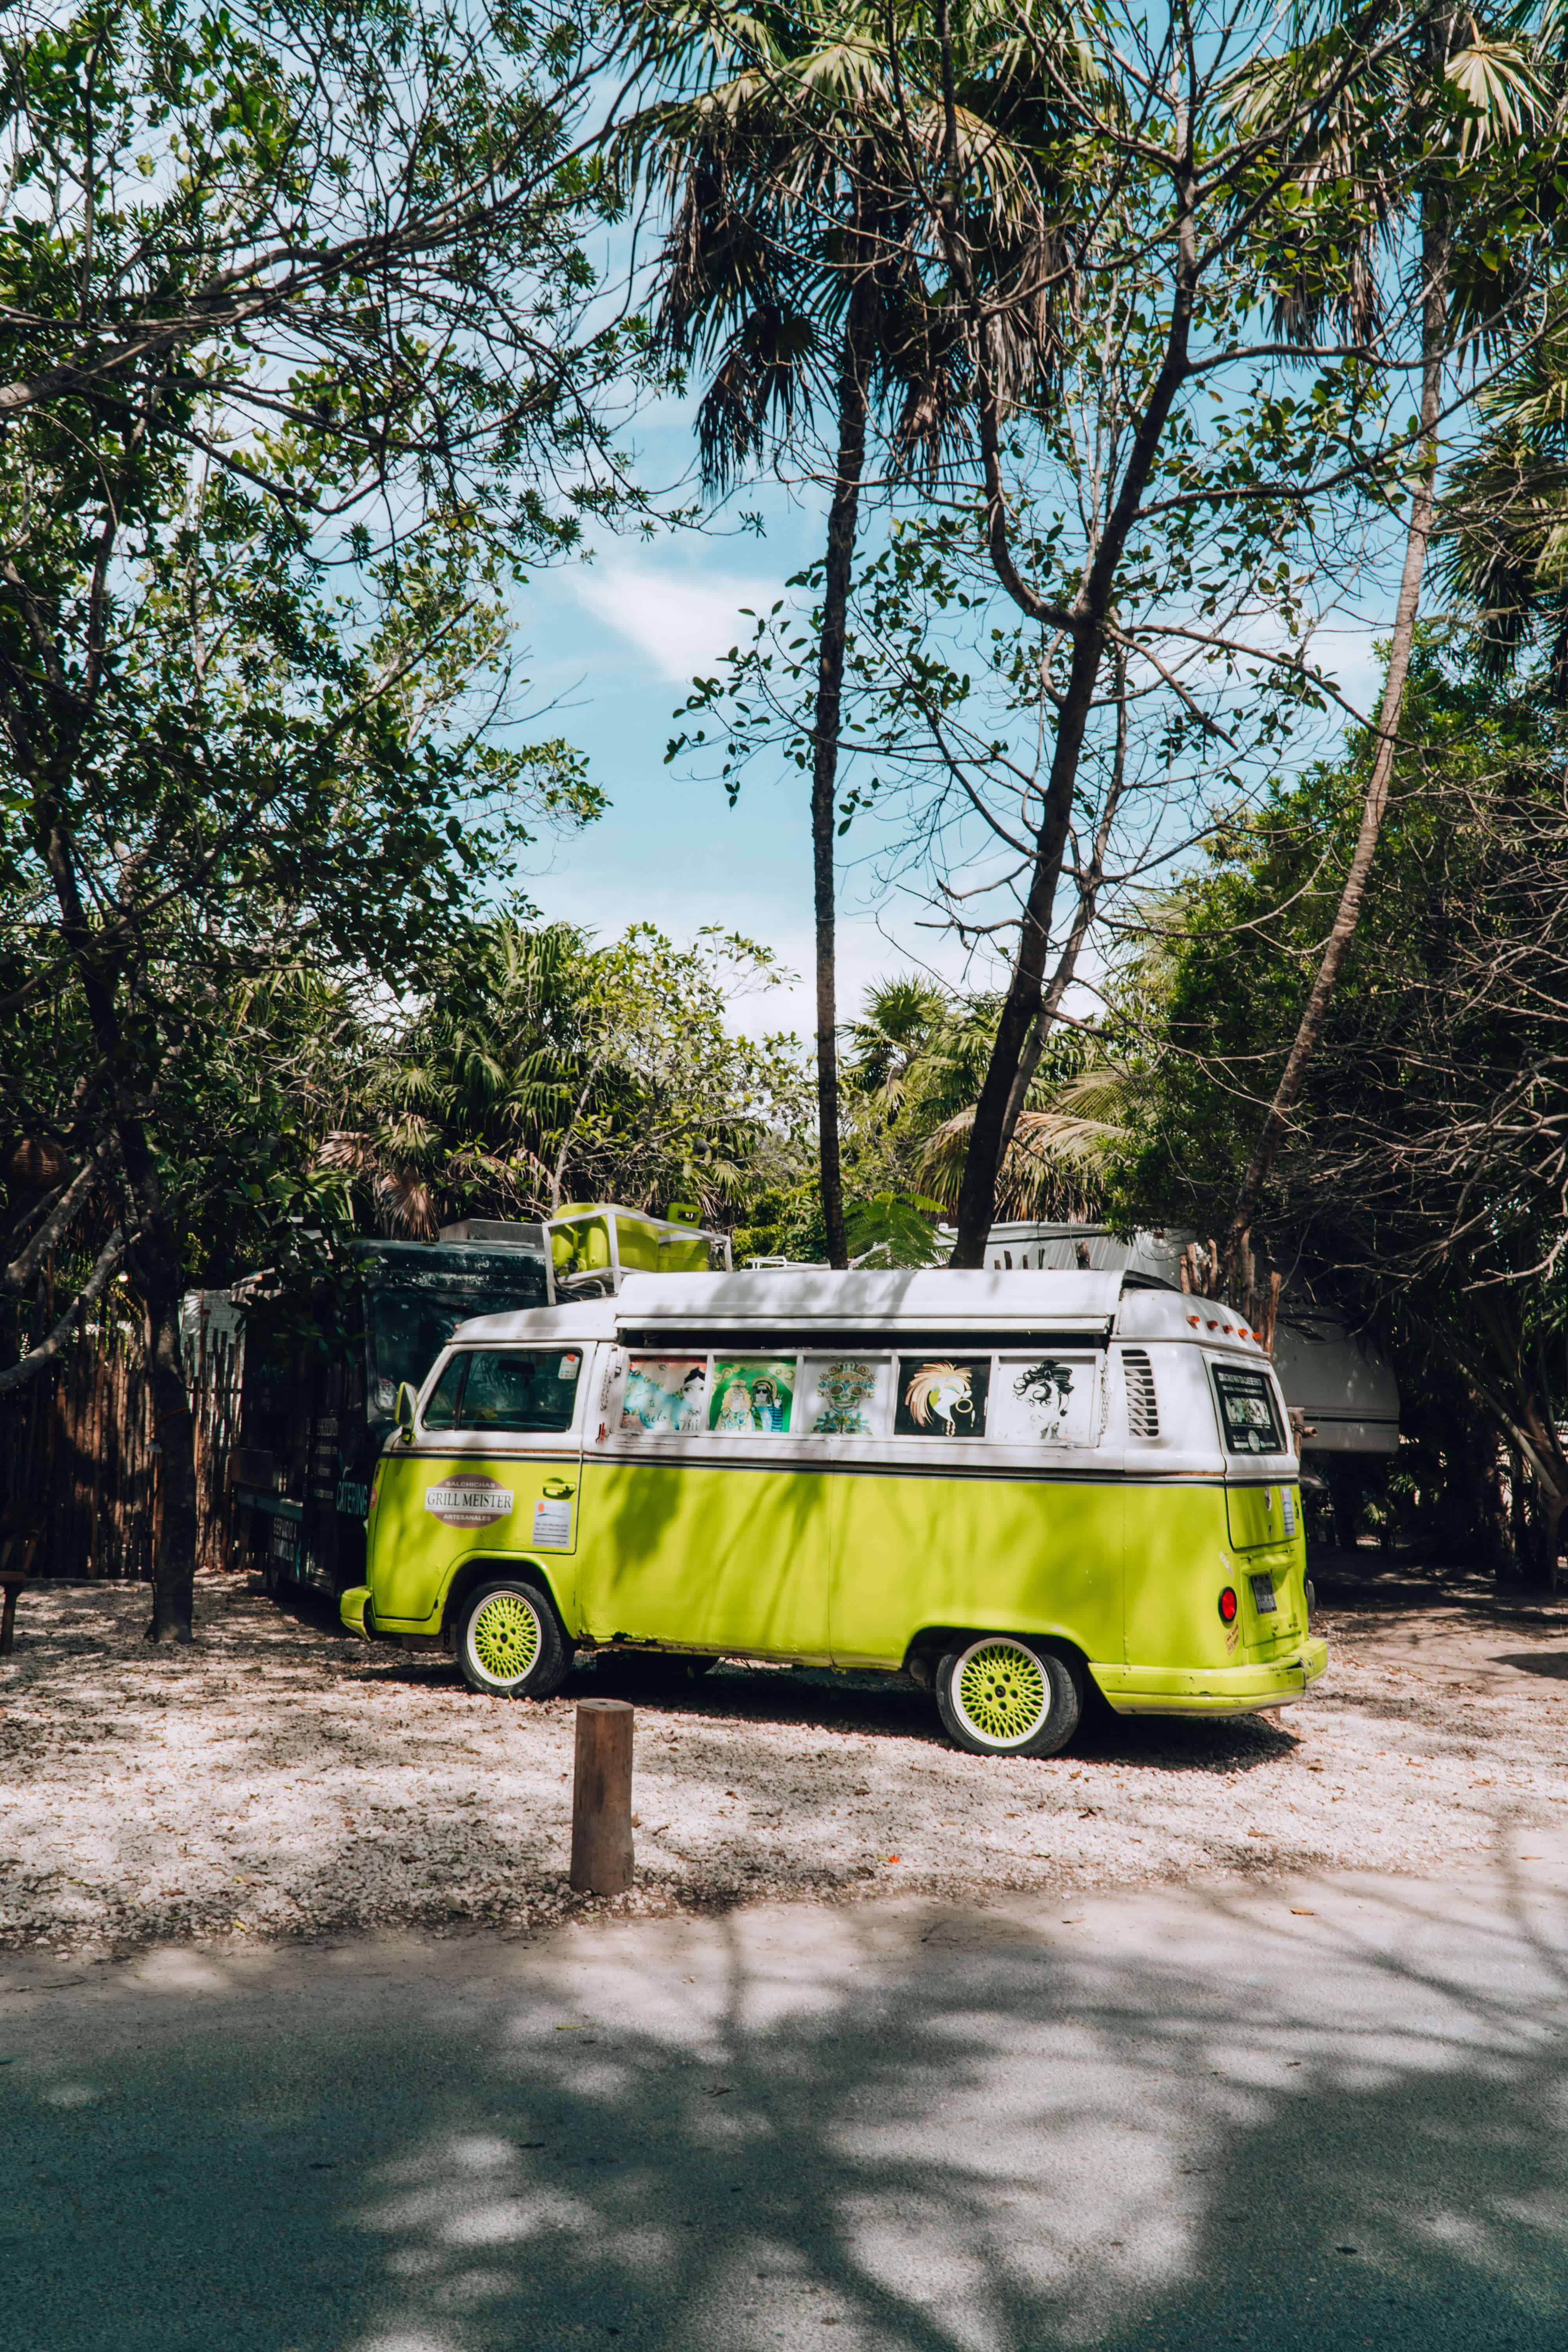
[804,1357,882,1436]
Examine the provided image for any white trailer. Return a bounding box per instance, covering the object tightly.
[957,1222,1399,1458]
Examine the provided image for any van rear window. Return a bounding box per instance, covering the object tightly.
[1212,1364,1284,1454]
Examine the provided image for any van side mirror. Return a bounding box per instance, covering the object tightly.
[394,1381,418,1438]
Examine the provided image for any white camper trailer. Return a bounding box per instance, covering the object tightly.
[960,1223,1399,1458]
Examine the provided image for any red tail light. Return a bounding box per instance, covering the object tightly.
[1218,1586,1238,1624]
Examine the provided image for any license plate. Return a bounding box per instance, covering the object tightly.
[1249,1573,1277,1614]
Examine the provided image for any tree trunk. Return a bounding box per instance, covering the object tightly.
[941,72,1201,1265]
[948,633,1105,1265]
[1220,200,1450,1282]
[994,650,1131,1156]
[35,779,198,1637]
[1509,1438,1529,1563]
[1468,1416,1514,1576]
[810,270,876,1270]
[142,1239,198,1641]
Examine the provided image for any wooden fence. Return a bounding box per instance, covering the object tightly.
[1,1292,242,1579]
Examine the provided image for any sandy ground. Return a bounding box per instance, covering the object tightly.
[3,1568,1567,1956]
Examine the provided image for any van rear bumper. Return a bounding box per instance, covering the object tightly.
[1091,1637,1328,1717]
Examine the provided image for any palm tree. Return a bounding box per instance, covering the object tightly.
[1437,308,1568,697]
[1209,5,1553,1292]
[839,971,1127,1222]
[620,0,1062,1264]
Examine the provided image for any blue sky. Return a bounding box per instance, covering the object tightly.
[505,395,1392,1049]
[504,400,986,1044]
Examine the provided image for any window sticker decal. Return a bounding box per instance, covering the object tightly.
[801,1357,887,1436]
[709,1358,795,1435]
[895,1357,990,1439]
[620,1356,708,1435]
[991,1355,1098,1445]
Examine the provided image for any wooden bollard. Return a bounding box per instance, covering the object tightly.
[570,1697,634,1895]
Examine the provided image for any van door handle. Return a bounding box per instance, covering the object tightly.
[542,1479,575,1499]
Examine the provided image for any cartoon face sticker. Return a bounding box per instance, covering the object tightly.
[991,1354,1096,1445]
[1013,1357,1075,1440]
[707,1359,795,1436]
[895,1357,990,1439]
[621,1357,708,1434]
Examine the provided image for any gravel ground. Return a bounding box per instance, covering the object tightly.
[4,1569,1567,1956]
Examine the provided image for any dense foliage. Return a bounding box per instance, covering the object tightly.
[1108,646,1568,1569]
[8,0,1568,1626]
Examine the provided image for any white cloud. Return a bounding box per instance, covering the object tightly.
[571,557,778,683]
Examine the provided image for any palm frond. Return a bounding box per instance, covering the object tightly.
[917,1103,1119,1222]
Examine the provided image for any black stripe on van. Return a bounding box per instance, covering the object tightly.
[616,1326,1111,1352]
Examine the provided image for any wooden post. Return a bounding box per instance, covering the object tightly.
[570,1697,634,1895]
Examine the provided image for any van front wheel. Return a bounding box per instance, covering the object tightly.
[936,1635,1082,1758]
[458,1579,569,1699]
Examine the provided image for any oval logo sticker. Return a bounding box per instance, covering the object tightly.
[424,1475,515,1528]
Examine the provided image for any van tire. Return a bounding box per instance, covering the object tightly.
[935,1635,1082,1759]
[457,1579,570,1700]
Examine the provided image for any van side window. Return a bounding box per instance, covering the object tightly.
[895,1356,991,1437]
[1212,1363,1283,1455]
[438,1348,583,1434]
[709,1357,797,1434]
[621,1356,708,1434]
[992,1353,1100,1445]
[799,1356,890,1435]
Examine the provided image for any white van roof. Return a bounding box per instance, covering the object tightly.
[451,1268,1272,1356]
[612,1267,1122,1334]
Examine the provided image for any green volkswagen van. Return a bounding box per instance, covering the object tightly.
[340,1268,1326,1757]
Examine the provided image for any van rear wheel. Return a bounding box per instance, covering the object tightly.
[935,1635,1082,1758]
[458,1579,569,1699]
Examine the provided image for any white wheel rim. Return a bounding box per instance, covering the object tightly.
[950,1637,1050,1750]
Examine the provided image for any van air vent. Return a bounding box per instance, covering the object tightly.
[1123,1349,1159,1439]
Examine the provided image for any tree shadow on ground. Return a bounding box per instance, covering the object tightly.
[7,1858,1566,2352]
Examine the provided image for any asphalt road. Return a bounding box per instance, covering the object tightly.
[5,1843,1567,2352]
